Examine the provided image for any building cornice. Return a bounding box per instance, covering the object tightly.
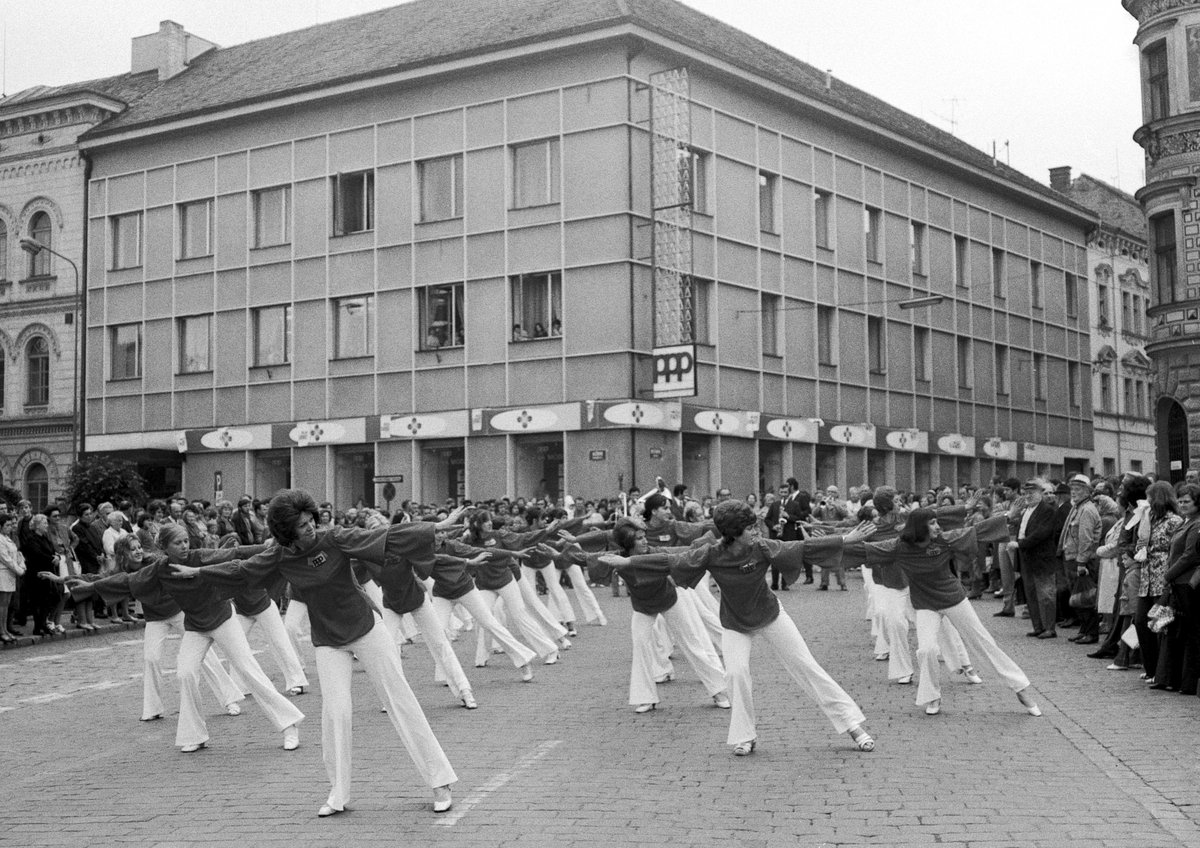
[0,99,123,140]
[1125,0,1200,25]
[1135,173,1198,204]
[0,153,86,179]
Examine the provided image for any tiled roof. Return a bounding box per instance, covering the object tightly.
[0,71,160,112]
[83,0,1090,218]
[1056,173,1147,242]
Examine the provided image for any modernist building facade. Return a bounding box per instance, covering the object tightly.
[1050,167,1157,477]
[80,0,1096,506]
[1126,0,1200,480]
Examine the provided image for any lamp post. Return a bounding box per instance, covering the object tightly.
[19,237,81,469]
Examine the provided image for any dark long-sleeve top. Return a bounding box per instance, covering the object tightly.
[231,586,273,617]
[191,524,437,648]
[154,546,269,631]
[615,544,691,616]
[450,537,519,590]
[1162,517,1200,587]
[360,553,431,616]
[19,531,56,573]
[232,512,257,546]
[69,568,183,622]
[839,515,1009,611]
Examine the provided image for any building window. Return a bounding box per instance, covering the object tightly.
[0,354,5,408]
[914,326,931,381]
[25,463,48,513]
[1122,291,1133,330]
[689,277,711,345]
[992,248,1005,298]
[110,212,142,269]
[178,200,212,259]
[678,147,708,214]
[994,344,1010,395]
[759,172,777,233]
[26,336,50,404]
[178,315,211,373]
[1032,352,1046,400]
[1100,373,1113,412]
[1068,362,1081,408]
[333,295,374,359]
[910,222,926,275]
[817,306,836,365]
[419,155,463,222]
[1030,260,1042,308]
[1153,212,1177,305]
[28,212,52,277]
[253,186,290,248]
[332,170,375,235]
[1147,40,1170,121]
[253,305,292,366]
[1135,295,1146,334]
[1124,377,1134,415]
[109,324,141,381]
[512,139,560,208]
[868,316,885,373]
[957,336,973,388]
[0,221,7,281]
[864,207,881,263]
[1065,272,1078,318]
[1131,459,1144,474]
[1138,380,1147,417]
[1098,282,1110,327]
[419,284,465,350]
[814,190,832,248]
[761,293,779,356]
[954,235,969,288]
[511,272,562,341]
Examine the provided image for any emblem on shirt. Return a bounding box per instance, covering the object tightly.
[310,552,328,568]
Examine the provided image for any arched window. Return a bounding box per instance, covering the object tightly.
[25,463,48,512]
[28,212,51,277]
[0,220,8,281]
[26,336,49,406]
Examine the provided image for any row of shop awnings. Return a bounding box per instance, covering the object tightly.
[167,399,1069,464]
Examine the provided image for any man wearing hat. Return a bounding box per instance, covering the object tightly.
[1007,479,1060,638]
[1057,474,1102,644]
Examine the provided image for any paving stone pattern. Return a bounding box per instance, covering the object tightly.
[2,575,1197,847]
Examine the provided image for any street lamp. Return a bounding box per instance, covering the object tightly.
[19,237,81,468]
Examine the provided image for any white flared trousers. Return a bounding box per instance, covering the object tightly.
[430,590,535,669]
[875,586,971,681]
[382,600,472,699]
[474,581,559,664]
[913,599,1031,707]
[235,600,309,692]
[315,620,457,812]
[142,611,243,720]
[522,564,576,625]
[629,603,726,705]
[722,609,865,745]
[560,564,606,624]
[175,617,305,748]
[677,586,724,653]
[513,574,568,641]
[283,599,311,665]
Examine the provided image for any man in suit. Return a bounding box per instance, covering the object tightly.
[1007,479,1061,639]
[1057,474,1102,644]
[779,477,813,584]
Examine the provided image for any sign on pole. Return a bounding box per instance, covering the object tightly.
[652,344,696,399]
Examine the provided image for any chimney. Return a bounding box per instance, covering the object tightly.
[1049,166,1072,192]
[130,20,217,80]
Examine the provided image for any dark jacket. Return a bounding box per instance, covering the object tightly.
[1014,501,1060,571]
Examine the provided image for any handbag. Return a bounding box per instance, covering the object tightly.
[1069,573,1098,609]
[1147,602,1176,634]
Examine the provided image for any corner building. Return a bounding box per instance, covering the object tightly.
[82,0,1095,506]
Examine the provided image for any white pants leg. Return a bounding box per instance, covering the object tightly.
[939,599,1030,692]
[407,599,472,698]
[494,581,558,659]
[678,587,724,654]
[661,603,727,696]
[937,619,971,670]
[723,610,865,746]
[514,573,569,641]
[563,564,606,624]
[432,591,535,669]
[144,612,241,720]
[695,578,720,616]
[175,629,217,747]
[878,586,914,681]
[523,564,576,625]
[315,621,457,812]
[240,602,309,692]
[653,615,675,662]
[399,613,420,642]
[629,611,662,705]
[862,562,878,625]
[283,599,311,672]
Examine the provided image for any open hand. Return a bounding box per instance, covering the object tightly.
[167,562,200,579]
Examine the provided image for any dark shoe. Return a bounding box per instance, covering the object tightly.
[818,585,828,591]
[994,609,1015,618]
[803,578,814,584]
[1026,631,1043,637]
[1087,649,1117,659]
[1178,688,1197,696]
[1056,619,1079,629]
[1148,682,1172,691]
[1076,636,1098,645]
[1037,630,1057,639]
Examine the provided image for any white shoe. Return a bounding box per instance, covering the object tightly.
[520,663,533,682]
[287,685,307,696]
[594,614,608,626]
[873,652,890,661]
[317,804,343,818]
[283,725,300,750]
[959,666,983,685]
[460,689,477,710]
[634,703,656,714]
[558,637,572,650]
[433,785,453,813]
[925,699,941,716]
[225,702,242,716]
[543,651,559,665]
[896,674,913,685]
[654,673,674,684]
[180,741,207,753]
[712,692,731,709]
[1017,688,1042,716]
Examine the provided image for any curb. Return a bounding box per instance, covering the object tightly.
[2,619,146,650]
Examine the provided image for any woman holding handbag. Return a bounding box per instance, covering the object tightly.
[1134,481,1184,687]
[20,513,61,635]
[0,513,26,642]
[1153,484,1200,693]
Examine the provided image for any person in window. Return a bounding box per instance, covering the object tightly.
[512,323,528,341]
[551,318,562,336]
[532,322,548,338]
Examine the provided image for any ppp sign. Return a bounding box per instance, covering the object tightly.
[652,344,696,399]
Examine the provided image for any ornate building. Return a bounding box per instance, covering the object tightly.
[1050,167,1156,477]
[1125,0,1200,480]
[0,23,205,507]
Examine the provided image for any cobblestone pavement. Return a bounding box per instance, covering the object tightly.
[2,574,1198,847]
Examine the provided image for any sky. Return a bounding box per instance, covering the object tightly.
[0,0,1146,193]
